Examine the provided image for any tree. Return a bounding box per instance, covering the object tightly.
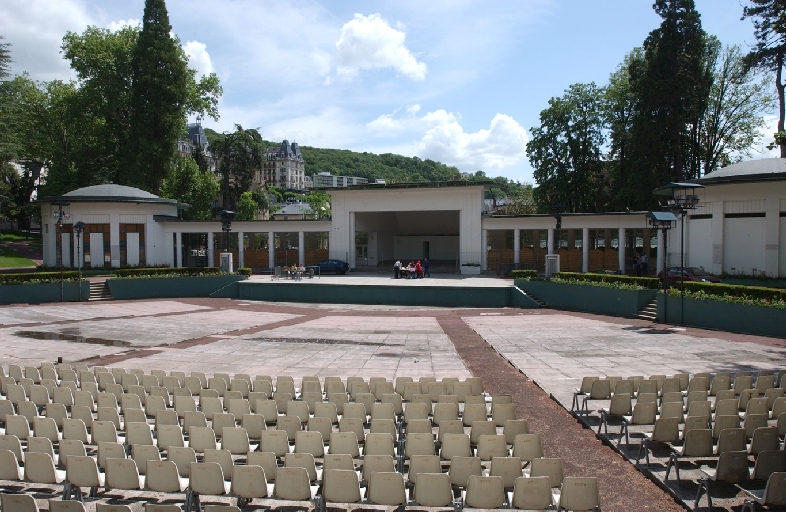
[127,0,189,194]
[701,43,774,173]
[505,184,537,215]
[742,0,786,156]
[235,191,258,220]
[527,82,607,213]
[304,192,331,219]
[159,156,218,220]
[210,125,263,210]
[0,36,19,163]
[628,0,711,186]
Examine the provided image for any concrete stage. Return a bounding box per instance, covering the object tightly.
[237,273,539,308]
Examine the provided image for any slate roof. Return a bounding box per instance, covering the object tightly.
[700,158,786,184]
[42,184,178,204]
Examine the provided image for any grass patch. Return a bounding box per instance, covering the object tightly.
[0,247,37,268]
[0,231,42,244]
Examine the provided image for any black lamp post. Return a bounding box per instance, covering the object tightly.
[654,182,704,325]
[74,221,85,302]
[51,200,71,302]
[220,210,235,255]
[550,204,567,275]
[646,211,677,324]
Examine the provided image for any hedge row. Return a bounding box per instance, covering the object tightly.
[0,271,80,285]
[510,270,538,279]
[114,267,225,278]
[553,272,661,289]
[237,268,252,276]
[681,281,786,302]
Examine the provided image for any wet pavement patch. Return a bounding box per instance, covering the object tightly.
[15,330,131,347]
[247,337,388,347]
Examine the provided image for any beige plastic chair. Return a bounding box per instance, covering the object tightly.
[307,416,332,441]
[404,432,435,458]
[367,471,406,505]
[157,424,185,451]
[741,472,786,512]
[64,455,104,501]
[256,400,279,425]
[212,413,236,437]
[465,474,505,509]
[512,433,544,463]
[329,431,360,457]
[407,454,440,487]
[1,494,39,512]
[322,468,362,504]
[222,427,251,455]
[712,415,740,439]
[294,430,324,457]
[512,475,553,510]
[490,455,523,491]
[301,392,321,414]
[276,415,301,441]
[403,402,428,424]
[242,414,266,441]
[462,403,488,427]
[342,402,367,422]
[0,434,24,463]
[25,451,65,484]
[259,429,289,457]
[145,460,187,493]
[97,442,126,471]
[190,426,217,453]
[744,413,770,438]
[49,501,85,512]
[440,433,471,460]
[413,472,452,507]
[6,415,31,440]
[406,419,432,436]
[558,477,601,511]
[665,429,713,485]
[105,458,143,490]
[204,449,234,480]
[273,466,312,500]
[131,445,161,476]
[448,456,482,490]
[0,449,22,481]
[530,457,565,488]
[370,402,395,422]
[287,401,310,424]
[750,427,780,454]
[503,419,529,445]
[231,464,268,507]
[364,433,394,457]
[477,434,508,460]
[432,402,459,426]
[361,454,395,485]
[696,451,750,510]
[285,452,318,483]
[370,418,397,440]
[189,462,231,511]
[339,417,365,444]
[492,403,517,426]
[716,427,747,454]
[33,417,61,443]
[125,422,155,447]
[167,446,197,477]
[314,402,338,424]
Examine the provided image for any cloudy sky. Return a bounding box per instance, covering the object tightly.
[0,0,777,183]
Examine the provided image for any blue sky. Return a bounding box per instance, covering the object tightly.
[1,0,776,183]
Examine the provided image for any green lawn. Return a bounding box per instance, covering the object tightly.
[0,247,37,268]
[0,231,42,244]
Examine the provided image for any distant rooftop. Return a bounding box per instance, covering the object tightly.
[700,158,786,184]
[324,180,493,191]
[42,184,179,204]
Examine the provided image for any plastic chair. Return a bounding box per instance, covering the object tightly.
[404,432,435,458]
[512,476,553,510]
[695,451,750,511]
[503,419,529,445]
[145,460,187,493]
[25,451,65,484]
[741,472,786,512]
[131,445,161,476]
[465,474,505,509]
[407,454,440,487]
[188,462,230,512]
[247,451,277,482]
[0,449,22,481]
[329,431,360,457]
[413,472,453,507]
[273,466,312,500]
[222,427,251,455]
[512,433,544,463]
[231,464,268,507]
[1,494,39,512]
[364,433,394,457]
[189,426,217,453]
[448,456,482,490]
[477,434,508,460]
[492,403,517,426]
[490,455,523,491]
[558,477,600,511]
[306,416,332,441]
[285,452,318,482]
[97,442,126,471]
[105,458,143,490]
[440,433,471,460]
[167,446,197,477]
[367,471,406,506]
[64,455,104,501]
[259,429,289,457]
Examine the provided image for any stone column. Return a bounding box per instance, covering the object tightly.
[349,211,356,268]
[238,231,245,269]
[268,231,275,268]
[175,232,183,268]
[547,228,555,255]
[582,228,589,273]
[618,227,626,274]
[207,232,214,267]
[481,229,488,270]
[298,231,305,265]
[513,229,520,265]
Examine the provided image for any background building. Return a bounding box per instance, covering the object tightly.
[263,140,305,191]
[313,172,368,188]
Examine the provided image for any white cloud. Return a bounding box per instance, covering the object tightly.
[108,18,140,32]
[406,104,420,114]
[182,40,214,78]
[417,113,529,171]
[335,13,427,81]
[366,107,457,133]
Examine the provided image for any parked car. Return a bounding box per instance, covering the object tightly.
[317,259,349,275]
[657,267,722,284]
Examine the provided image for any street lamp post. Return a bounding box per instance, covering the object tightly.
[74,221,85,302]
[654,182,704,326]
[551,204,567,275]
[51,201,71,302]
[220,210,235,270]
[646,211,677,324]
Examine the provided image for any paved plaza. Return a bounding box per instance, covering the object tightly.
[1,295,784,511]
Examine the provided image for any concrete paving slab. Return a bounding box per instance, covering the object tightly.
[0,300,209,326]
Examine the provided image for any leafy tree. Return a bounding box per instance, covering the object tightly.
[701,43,774,173]
[235,190,258,220]
[159,156,218,220]
[126,0,189,194]
[505,183,537,215]
[304,191,331,219]
[210,125,264,210]
[527,82,607,213]
[628,0,711,187]
[742,0,786,155]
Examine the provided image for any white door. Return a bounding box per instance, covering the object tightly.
[60,232,71,267]
[90,233,104,268]
[126,232,139,266]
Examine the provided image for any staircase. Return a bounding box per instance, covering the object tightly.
[88,280,114,301]
[524,291,547,308]
[635,298,657,321]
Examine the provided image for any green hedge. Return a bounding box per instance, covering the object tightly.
[0,271,80,285]
[554,272,661,289]
[114,267,224,278]
[237,268,252,276]
[681,281,786,303]
[510,270,538,279]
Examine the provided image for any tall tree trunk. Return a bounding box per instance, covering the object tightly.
[778,51,786,158]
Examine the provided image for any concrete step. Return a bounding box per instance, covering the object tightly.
[88,281,114,301]
[635,298,658,321]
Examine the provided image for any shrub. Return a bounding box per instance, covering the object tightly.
[114,267,224,278]
[237,267,252,276]
[553,272,661,289]
[680,281,786,303]
[510,270,538,279]
[0,271,81,285]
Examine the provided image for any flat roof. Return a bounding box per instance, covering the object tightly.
[324,180,493,191]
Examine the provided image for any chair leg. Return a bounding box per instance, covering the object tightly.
[62,483,72,501]
[740,499,756,512]
[694,477,711,512]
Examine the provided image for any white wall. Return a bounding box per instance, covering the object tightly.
[687,218,713,270]
[780,216,786,277]
[393,236,459,261]
[724,217,766,275]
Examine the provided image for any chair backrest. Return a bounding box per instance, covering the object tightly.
[714,451,750,482]
[285,452,317,482]
[465,475,505,509]
[761,472,786,507]
[440,433,471,460]
[370,402,395,421]
[462,403,488,426]
[607,394,631,416]
[287,401,310,424]
[126,422,154,446]
[313,402,338,424]
[49,501,85,512]
[259,429,289,457]
[470,420,497,445]
[559,477,600,511]
[364,433,395,457]
[490,456,523,488]
[432,402,459,426]
[190,462,227,495]
[145,460,183,493]
[716,428,746,454]
[503,419,529,444]
[491,403,516,426]
[370,418,396,440]
[106,458,141,490]
[203,449,233,479]
[231,464,268,499]
[294,431,324,457]
[512,476,552,510]
[329,431,360,457]
[0,435,23,462]
[2,494,39,512]
[167,446,197,477]
[682,429,714,457]
[132,444,161,475]
[448,456,482,488]
[0,449,21,480]
[477,434,508,461]
[512,433,544,462]
[578,377,598,394]
[306,416,332,441]
[367,471,406,506]
[404,433,435,458]
[97,442,126,470]
[273,466,311,501]
[751,450,786,481]
[750,427,780,454]
[342,402,366,421]
[712,415,740,439]
[24,451,58,483]
[589,379,611,399]
[66,455,102,488]
[414,472,453,507]
[5,415,30,439]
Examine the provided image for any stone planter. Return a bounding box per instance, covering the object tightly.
[107,275,247,300]
[461,265,482,275]
[658,294,786,338]
[0,281,90,305]
[514,279,657,318]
